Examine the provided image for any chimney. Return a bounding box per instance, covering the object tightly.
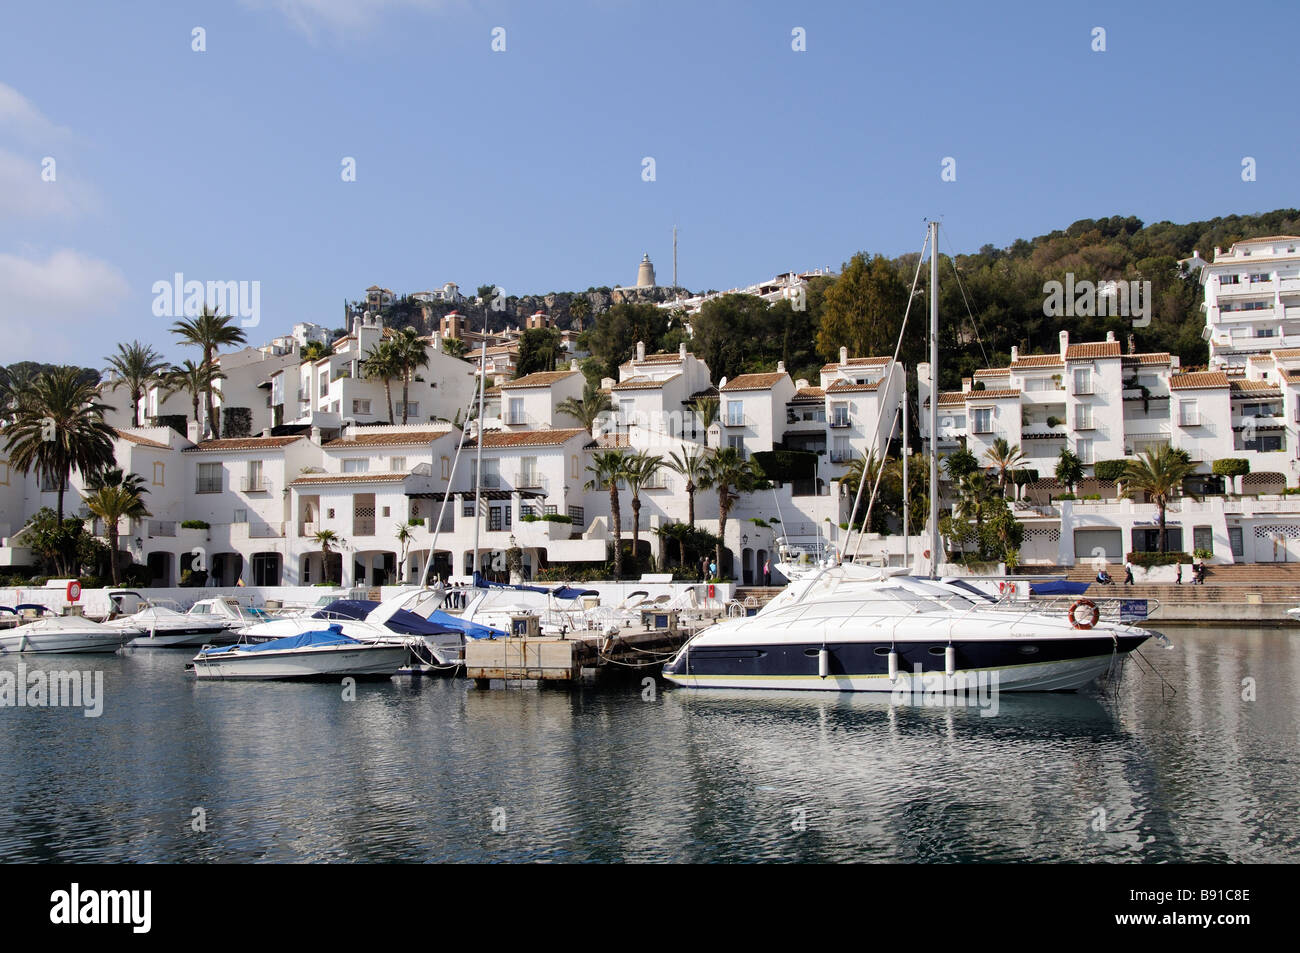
[636,340,646,362]
[261,428,271,438]
[601,377,615,391]
[1059,330,1069,358]
[1010,346,1019,363]
[1128,334,1136,355]
[961,377,972,393]
[310,426,322,444]
[777,361,786,374]
[839,346,848,365]
[1106,330,1116,343]
[796,378,809,390]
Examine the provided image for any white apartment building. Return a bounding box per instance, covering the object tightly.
[1193,235,1300,370]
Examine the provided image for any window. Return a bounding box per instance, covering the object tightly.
[1077,438,1094,465]
[1074,404,1093,430]
[233,508,247,523]
[152,461,165,486]
[831,402,850,428]
[1179,400,1199,427]
[973,408,993,434]
[544,504,557,516]
[1193,526,1213,555]
[488,506,503,531]
[196,462,222,493]
[1220,274,1240,285]
[390,456,406,472]
[571,454,580,480]
[343,458,369,473]
[381,506,390,517]
[728,435,745,456]
[352,399,371,415]
[726,400,744,427]
[1249,273,1271,283]
[245,459,264,492]
[568,505,585,526]
[508,397,525,425]
[1073,367,1092,396]
[395,401,419,418]
[832,436,850,462]
[1229,526,1244,558]
[441,456,450,480]
[463,503,476,517]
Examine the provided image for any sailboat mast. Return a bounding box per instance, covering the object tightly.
[928,219,940,580]
[902,380,909,567]
[472,313,488,581]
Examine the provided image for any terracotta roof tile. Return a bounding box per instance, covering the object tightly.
[720,372,788,391]
[937,392,966,407]
[1065,342,1122,360]
[289,473,410,486]
[114,429,170,450]
[500,370,580,389]
[792,386,825,400]
[325,429,452,448]
[1010,354,1065,368]
[465,428,589,448]
[1122,352,1172,365]
[974,367,1011,376]
[1230,380,1281,395]
[826,378,883,393]
[1169,371,1229,390]
[964,389,1021,400]
[184,436,304,452]
[613,374,680,391]
[819,356,892,372]
[1271,348,1300,360]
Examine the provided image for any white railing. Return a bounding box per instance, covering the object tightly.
[240,476,270,492]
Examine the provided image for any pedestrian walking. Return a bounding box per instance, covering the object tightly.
[762,558,771,586]
[1124,563,1134,586]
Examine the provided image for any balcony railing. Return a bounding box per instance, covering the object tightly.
[514,472,546,489]
[353,519,376,537]
[723,414,751,428]
[829,417,852,429]
[829,450,853,463]
[240,476,270,492]
[195,480,222,494]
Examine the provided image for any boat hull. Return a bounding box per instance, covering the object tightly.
[662,634,1149,693]
[189,643,411,681]
[121,625,233,648]
[0,631,125,654]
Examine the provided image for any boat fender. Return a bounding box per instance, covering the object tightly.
[887,650,898,680]
[1069,599,1098,630]
[817,647,829,679]
[945,644,956,677]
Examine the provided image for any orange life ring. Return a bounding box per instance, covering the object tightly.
[66,580,82,603]
[1068,598,1098,629]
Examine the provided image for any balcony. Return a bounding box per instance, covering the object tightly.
[829,417,852,429]
[723,413,752,428]
[640,474,674,491]
[352,519,376,537]
[240,476,270,493]
[829,450,853,463]
[514,471,547,490]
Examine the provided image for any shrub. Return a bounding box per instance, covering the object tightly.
[181,519,210,530]
[1126,551,1190,568]
[1212,458,1250,478]
[1093,459,1129,481]
[1192,548,1213,560]
[180,568,208,587]
[221,406,252,439]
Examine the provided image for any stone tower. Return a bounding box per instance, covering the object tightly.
[636,253,656,288]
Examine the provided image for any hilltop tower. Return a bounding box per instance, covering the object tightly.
[636,253,656,288]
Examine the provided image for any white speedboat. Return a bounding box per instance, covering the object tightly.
[101,591,235,648]
[662,564,1156,693]
[186,597,273,632]
[188,625,411,680]
[0,606,127,655]
[234,595,472,666]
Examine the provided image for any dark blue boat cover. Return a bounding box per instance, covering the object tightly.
[1028,580,1091,596]
[425,610,505,640]
[199,625,358,655]
[313,599,462,637]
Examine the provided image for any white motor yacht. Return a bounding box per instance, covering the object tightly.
[101,591,236,648]
[0,605,127,655]
[188,625,411,680]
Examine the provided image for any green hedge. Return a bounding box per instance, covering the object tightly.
[1211,458,1251,477]
[181,519,210,530]
[520,513,573,524]
[1093,459,1129,481]
[1126,551,1190,568]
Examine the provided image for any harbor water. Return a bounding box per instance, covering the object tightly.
[1,625,1297,863]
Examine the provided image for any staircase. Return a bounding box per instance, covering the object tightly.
[733,586,785,609]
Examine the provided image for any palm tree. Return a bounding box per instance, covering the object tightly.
[984,437,1026,498]
[1122,446,1197,553]
[166,360,225,430]
[3,366,117,522]
[664,446,709,567]
[441,337,468,359]
[390,328,431,423]
[836,451,892,532]
[586,449,629,578]
[313,529,343,584]
[363,338,401,423]
[623,450,664,567]
[104,341,168,427]
[689,395,720,443]
[0,365,38,425]
[569,296,591,331]
[301,341,333,363]
[699,446,757,577]
[557,382,614,434]
[395,523,414,581]
[955,470,997,539]
[1055,448,1084,495]
[171,305,247,439]
[83,469,151,584]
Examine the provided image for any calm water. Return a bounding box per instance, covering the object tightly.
[1,626,1297,863]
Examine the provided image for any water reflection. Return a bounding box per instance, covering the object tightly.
[0,626,1296,862]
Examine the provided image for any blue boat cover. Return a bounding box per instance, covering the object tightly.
[425,610,505,641]
[313,599,462,637]
[469,573,595,601]
[552,586,597,600]
[199,625,359,655]
[1029,580,1091,596]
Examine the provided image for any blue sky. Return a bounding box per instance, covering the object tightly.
[2,0,1297,366]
